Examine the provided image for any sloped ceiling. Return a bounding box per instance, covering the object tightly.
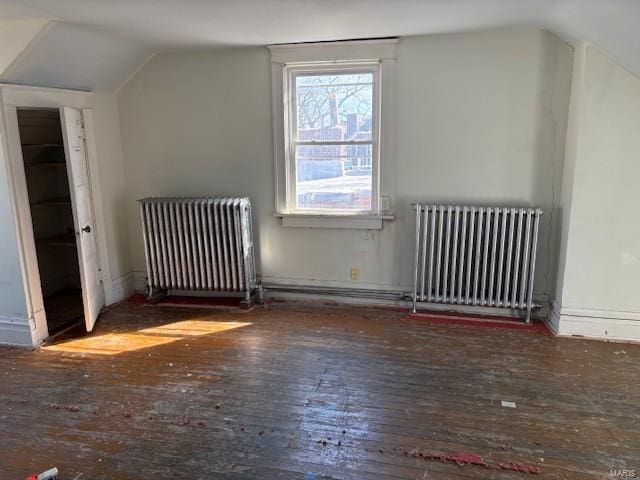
[0,22,153,92]
[0,18,49,74]
[0,0,639,93]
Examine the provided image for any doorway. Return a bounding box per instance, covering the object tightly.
[16,107,103,337]
[18,109,83,334]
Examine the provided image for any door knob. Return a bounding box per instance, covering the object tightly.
[82,225,91,233]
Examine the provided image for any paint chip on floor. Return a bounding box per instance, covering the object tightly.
[501,401,517,408]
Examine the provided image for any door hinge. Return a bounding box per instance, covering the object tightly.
[77,117,87,139]
[98,269,105,281]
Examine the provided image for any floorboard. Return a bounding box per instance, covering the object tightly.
[0,300,638,479]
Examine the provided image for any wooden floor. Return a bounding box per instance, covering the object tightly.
[0,300,638,479]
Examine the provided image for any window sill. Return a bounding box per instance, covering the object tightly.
[275,213,394,230]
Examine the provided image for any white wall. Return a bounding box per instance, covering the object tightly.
[395,29,572,304]
[0,20,50,345]
[0,109,31,344]
[553,45,640,341]
[118,28,573,307]
[89,94,132,303]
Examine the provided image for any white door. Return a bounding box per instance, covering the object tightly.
[60,107,103,332]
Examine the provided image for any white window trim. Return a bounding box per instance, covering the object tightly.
[269,39,397,229]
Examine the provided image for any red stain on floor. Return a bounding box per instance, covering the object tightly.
[411,449,541,474]
[424,451,489,468]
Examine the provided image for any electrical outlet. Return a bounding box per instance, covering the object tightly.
[350,267,360,281]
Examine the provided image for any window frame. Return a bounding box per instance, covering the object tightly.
[284,61,381,216]
[269,39,397,229]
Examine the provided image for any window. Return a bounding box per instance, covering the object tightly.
[269,40,397,228]
[287,63,379,214]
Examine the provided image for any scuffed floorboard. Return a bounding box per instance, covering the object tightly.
[0,301,638,479]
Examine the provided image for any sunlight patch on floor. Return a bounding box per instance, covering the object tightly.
[43,320,252,355]
[44,333,177,355]
[138,320,252,337]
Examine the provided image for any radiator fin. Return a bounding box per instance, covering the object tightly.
[139,197,257,299]
[412,204,542,321]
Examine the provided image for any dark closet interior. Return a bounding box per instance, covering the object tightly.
[18,109,84,335]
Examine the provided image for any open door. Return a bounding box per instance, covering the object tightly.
[60,107,103,332]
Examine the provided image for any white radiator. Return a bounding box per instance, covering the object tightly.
[412,204,542,322]
[139,197,258,302]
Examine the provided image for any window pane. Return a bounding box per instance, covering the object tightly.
[295,144,372,210]
[296,73,373,142]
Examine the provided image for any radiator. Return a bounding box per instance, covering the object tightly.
[139,197,258,302]
[411,204,542,322]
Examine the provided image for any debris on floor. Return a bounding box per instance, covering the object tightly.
[499,461,542,474]
[411,450,488,468]
[49,403,80,412]
[25,467,58,480]
[501,400,517,408]
[409,449,541,474]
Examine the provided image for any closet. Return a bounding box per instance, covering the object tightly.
[18,109,83,335]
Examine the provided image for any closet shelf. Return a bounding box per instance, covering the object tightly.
[36,233,76,248]
[25,161,66,168]
[21,143,64,148]
[31,197,72,207]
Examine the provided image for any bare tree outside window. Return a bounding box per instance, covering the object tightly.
[293,71,375,211]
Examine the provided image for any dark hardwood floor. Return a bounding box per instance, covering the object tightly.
[0,300,638,479]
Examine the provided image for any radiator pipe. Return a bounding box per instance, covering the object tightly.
[261,282,542,314]
[262,283,407,301]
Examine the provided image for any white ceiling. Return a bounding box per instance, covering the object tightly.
[1,22,152,92]
[1,0,639,92]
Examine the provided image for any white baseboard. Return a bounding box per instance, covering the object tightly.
[550,302,640,343]
[133,270,147,293]
[0,316,34,346]
[105,272,135,306]
[268,290,407,309]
